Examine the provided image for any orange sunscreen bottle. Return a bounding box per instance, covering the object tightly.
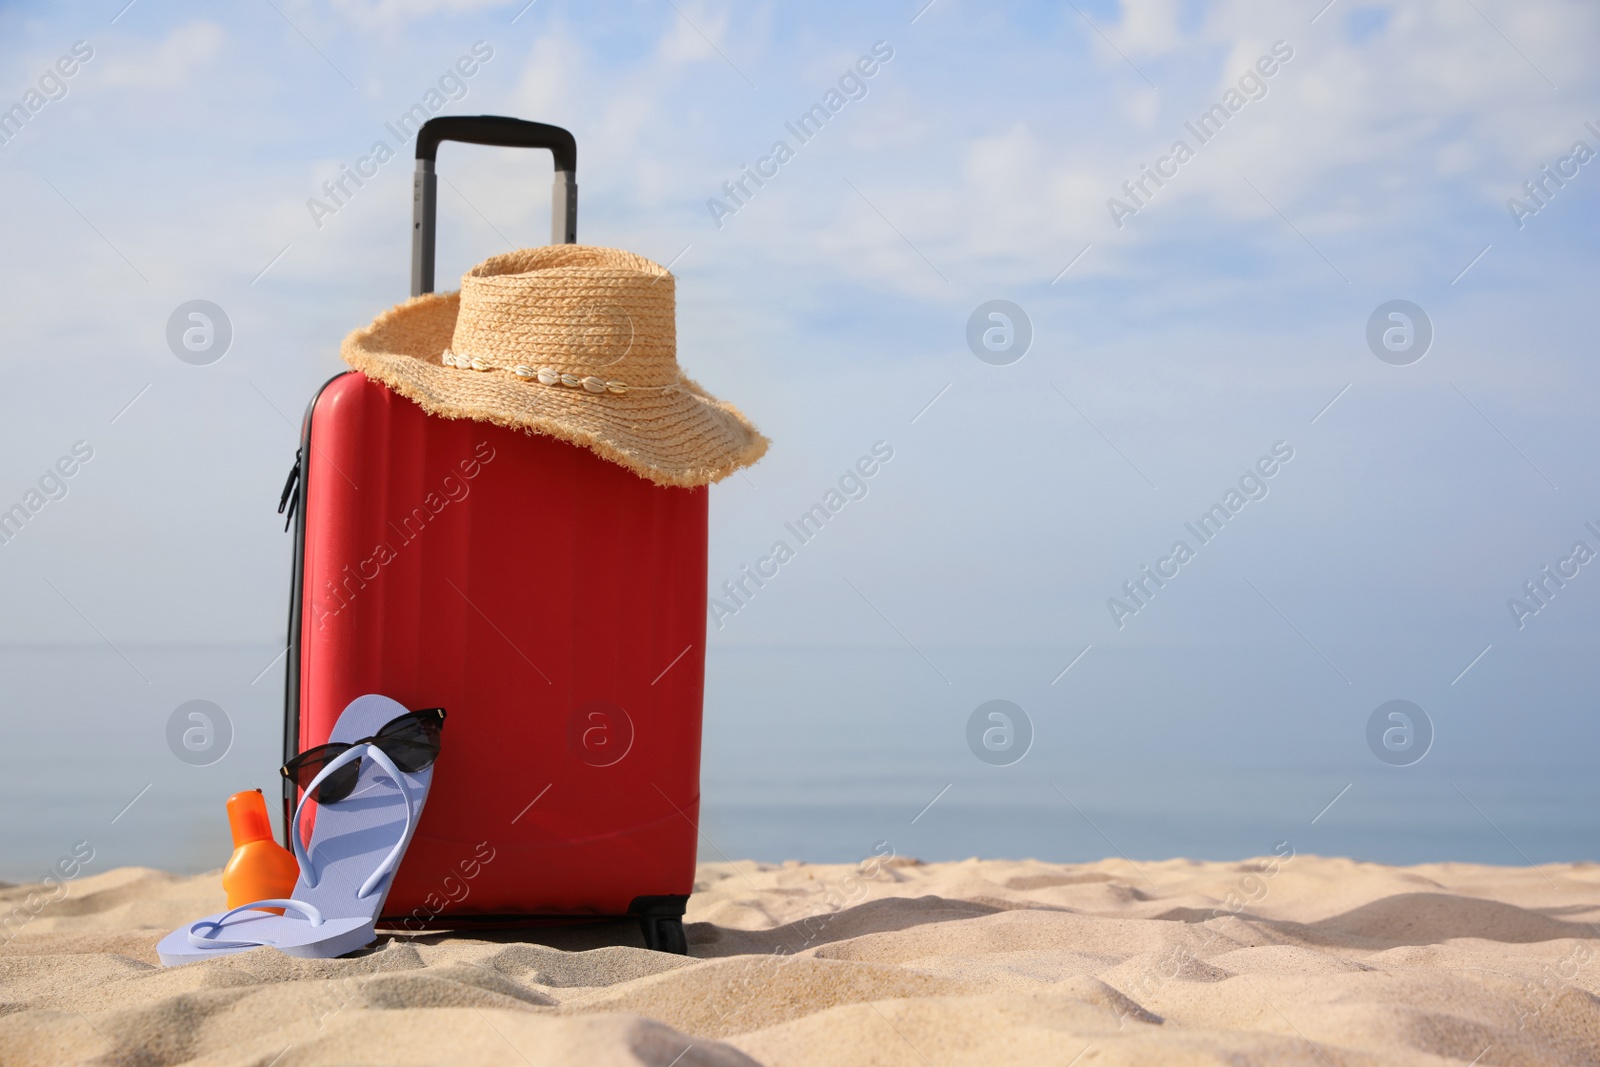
[222,789,299,910]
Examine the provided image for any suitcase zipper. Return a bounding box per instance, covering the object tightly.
[283,371,350,846]
[278,449,301,531]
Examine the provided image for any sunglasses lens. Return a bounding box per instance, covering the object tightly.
[288,745,360,804]
[375,711,443,773]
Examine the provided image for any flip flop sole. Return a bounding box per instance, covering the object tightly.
[156,913,374,966]
[275,920,378,959]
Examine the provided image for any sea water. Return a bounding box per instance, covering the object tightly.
[0,642,1594,883]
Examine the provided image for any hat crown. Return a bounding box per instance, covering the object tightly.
[449,246,678,386]
[340,243,769,487]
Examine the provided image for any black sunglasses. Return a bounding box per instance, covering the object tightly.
[281,708,446,804]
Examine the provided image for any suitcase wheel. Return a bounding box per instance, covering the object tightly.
[629,894,690,955]
[639,914,688,955]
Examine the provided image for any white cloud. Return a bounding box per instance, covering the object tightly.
[1119,85,1163,129]
[325,0,513,31]
[657,4,733,67]
[1111,0,1187,54]
[101,22,224,88]
[719,0,1600,298]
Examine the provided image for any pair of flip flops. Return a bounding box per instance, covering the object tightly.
[157,694,437,966]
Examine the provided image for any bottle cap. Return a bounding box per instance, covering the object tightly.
[225,789,273,847]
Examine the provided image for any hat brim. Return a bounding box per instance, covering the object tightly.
[340,291,769,488]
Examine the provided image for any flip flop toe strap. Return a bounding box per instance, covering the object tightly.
[188,899,325,948]
[291,742,416,900]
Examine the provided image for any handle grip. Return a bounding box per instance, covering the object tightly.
[410,115,578,297]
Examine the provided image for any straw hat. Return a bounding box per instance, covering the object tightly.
[341,245,767,488]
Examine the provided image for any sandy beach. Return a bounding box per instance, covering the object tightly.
[3,854,1598,1065]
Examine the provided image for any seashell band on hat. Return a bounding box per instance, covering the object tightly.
[439,349,636,394]
[340,245,768,488]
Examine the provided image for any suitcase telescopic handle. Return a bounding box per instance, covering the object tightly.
[410,115,578,297]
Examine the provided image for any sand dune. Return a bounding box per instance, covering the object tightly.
[3,856,1599,1065]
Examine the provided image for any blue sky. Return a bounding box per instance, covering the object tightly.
[2,0,1599,866]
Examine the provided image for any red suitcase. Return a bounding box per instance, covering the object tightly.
[278,117,705,952]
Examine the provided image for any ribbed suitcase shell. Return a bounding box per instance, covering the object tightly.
[289,370,706,925]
